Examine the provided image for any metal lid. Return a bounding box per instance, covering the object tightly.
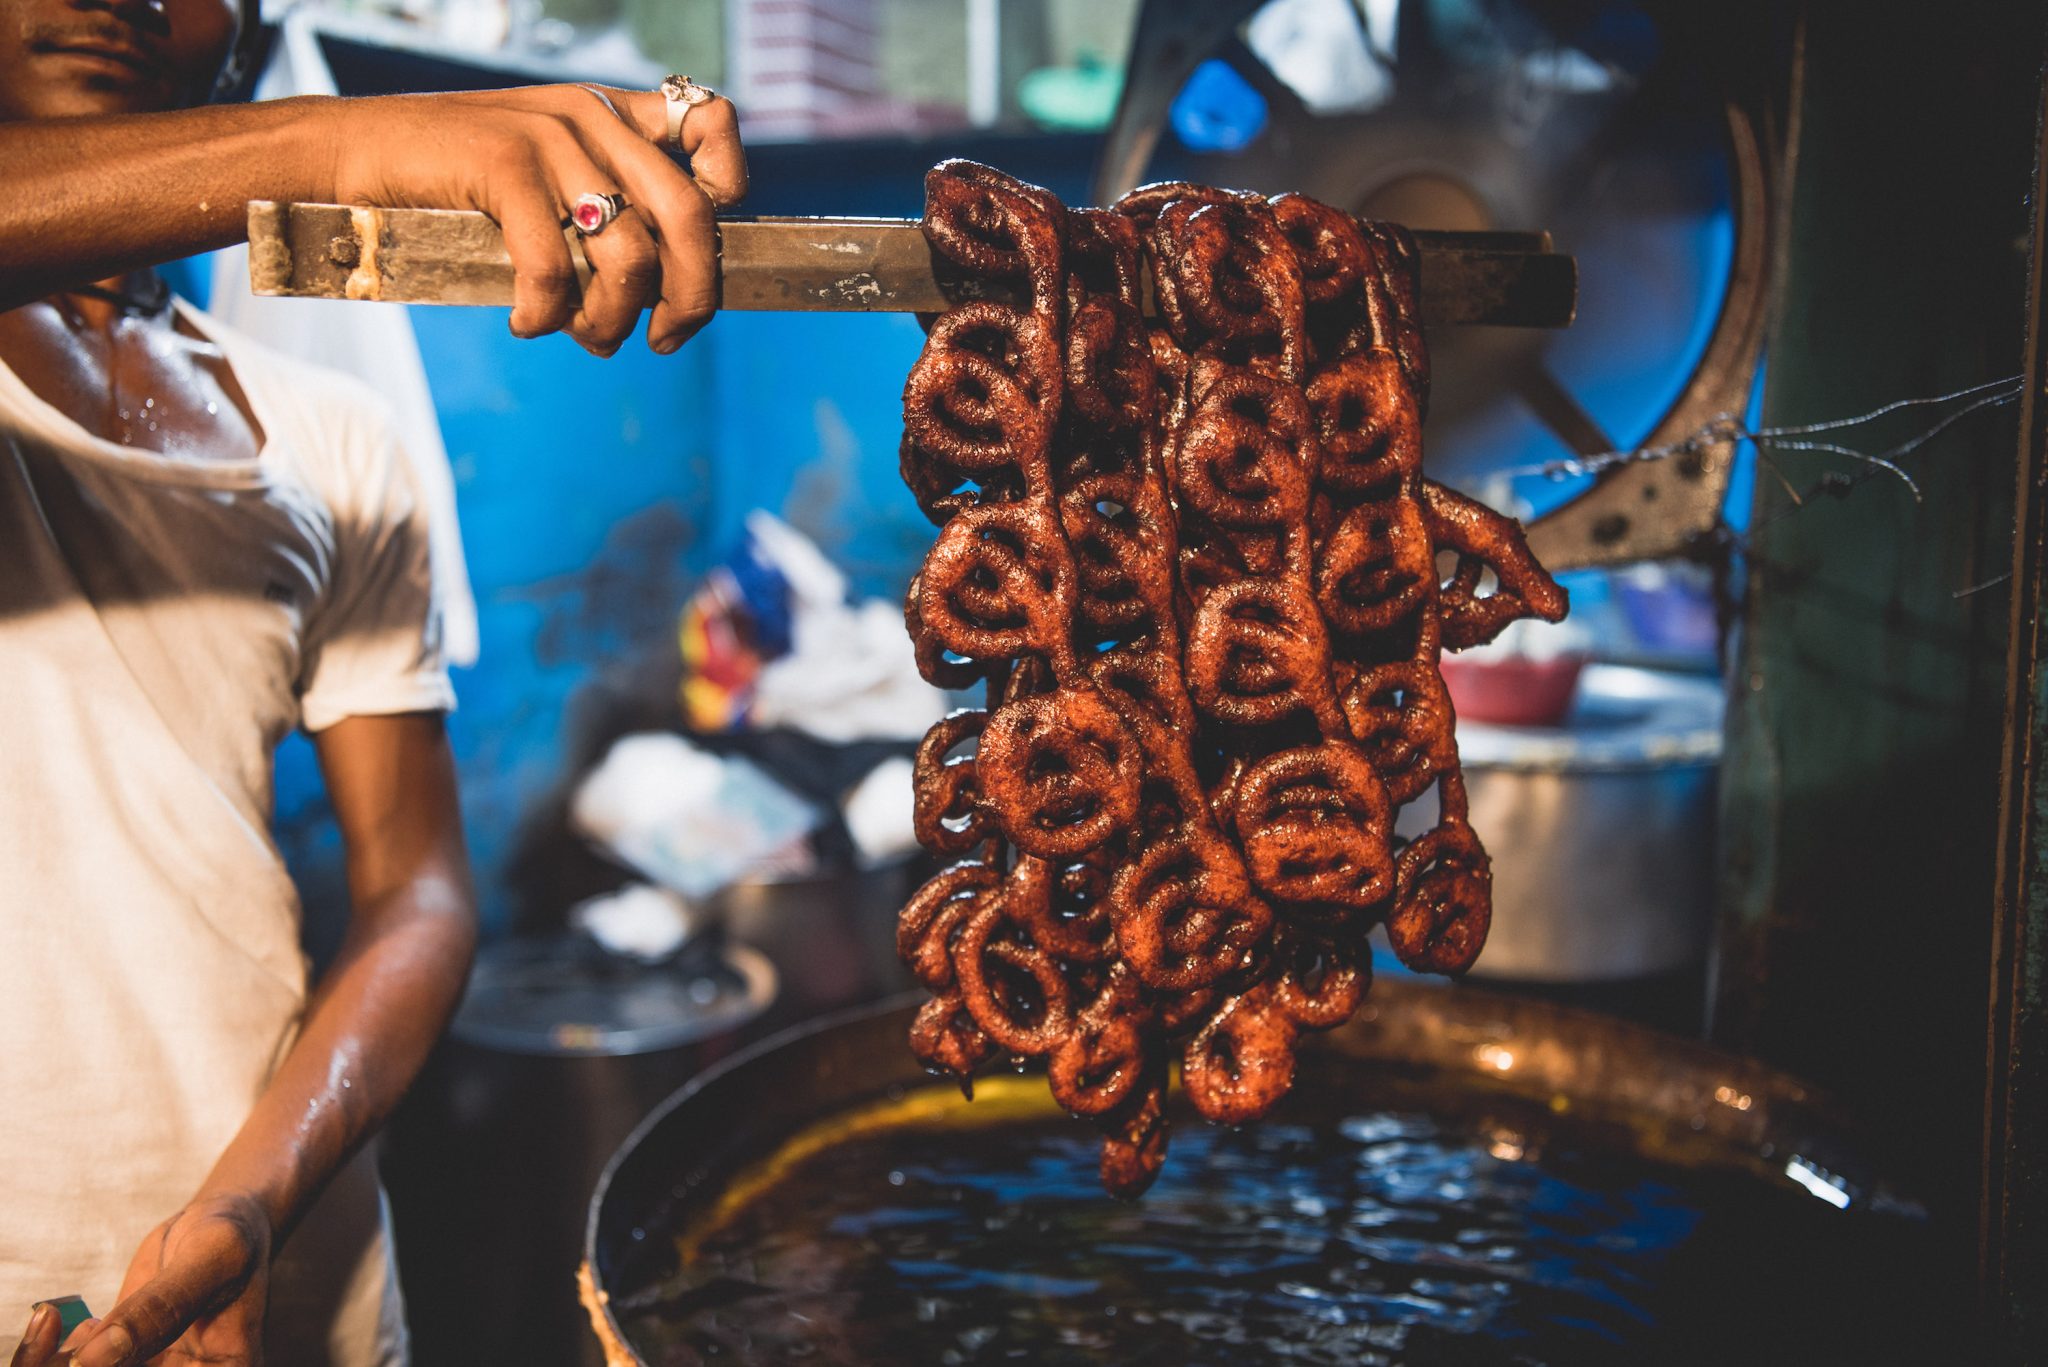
[1454,663,1723,773]
[451,935,777,1058]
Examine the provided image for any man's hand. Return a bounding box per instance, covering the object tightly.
[8,1195,271,1367]
[331,84,748,357]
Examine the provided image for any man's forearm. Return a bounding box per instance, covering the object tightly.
[0,82,749,351]
[192,868,476,1242]
[0,97,342,309]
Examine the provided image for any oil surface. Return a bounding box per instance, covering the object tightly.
[613,1067,1942,1366]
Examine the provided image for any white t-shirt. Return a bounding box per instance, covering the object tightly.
[0,302,454,1365]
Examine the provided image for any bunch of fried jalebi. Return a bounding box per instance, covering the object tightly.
[898,161,1567,1197]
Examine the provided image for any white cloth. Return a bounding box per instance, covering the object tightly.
[0,301,451,1365]
[204,10,480,668]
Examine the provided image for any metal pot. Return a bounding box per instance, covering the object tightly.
[1399,663,1724,983]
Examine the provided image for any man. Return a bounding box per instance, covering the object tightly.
[0,1,746,1363]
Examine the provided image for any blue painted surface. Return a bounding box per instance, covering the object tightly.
[275,310,724,940]
[417,311,719,909]
[1171,59,1269,153]
[1507,196,1736,519]
[703,310,932,599]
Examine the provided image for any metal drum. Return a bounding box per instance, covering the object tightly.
[705,856,921,1036]
[381,935,774,1367]
[1399,663,1724,983]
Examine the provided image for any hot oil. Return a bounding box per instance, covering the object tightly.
[614,1061,1941,1366]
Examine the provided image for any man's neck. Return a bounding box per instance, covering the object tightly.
[49,269,170,329]
[0,276,266,463]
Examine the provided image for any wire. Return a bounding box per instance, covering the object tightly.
[1494,375,2027,507]
[1748,379,2026,532]
[1759,374,2022,435]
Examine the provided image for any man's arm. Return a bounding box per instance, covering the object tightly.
[206,709,477,1250]
[39,712,476,1367]
[0,84,747,352]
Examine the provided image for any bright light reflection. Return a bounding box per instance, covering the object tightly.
[1785,1157,1852,1209]
[1713,1084,1754,1112]
[1475,1044,1515,1072]
[1246,0,1394,114]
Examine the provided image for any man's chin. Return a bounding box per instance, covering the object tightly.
[15,53,189,117]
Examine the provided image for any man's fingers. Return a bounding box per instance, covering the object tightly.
[565,115,719,352]
[646,185,718,354]
[447,84,747,353]
[529,88,720,353]
[8,1303,59,1367]
[623,173,716,354]
[620,88,742,347]
[621,171,719,353]
[73,1242,243,1367]
[517,116,650,354]
[69,1315,141,1367]
[580,86,749,209]
[490,108,669,354]
[572,204,662,356]
[72,1289,184,1367]
[675,94,749,209]
[487,159,583,341]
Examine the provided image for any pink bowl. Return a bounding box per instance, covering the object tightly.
[1439,652,1588,727]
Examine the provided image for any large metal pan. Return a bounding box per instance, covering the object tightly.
[583,980,1939,1365]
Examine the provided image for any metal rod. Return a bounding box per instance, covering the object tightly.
[246,202,1577,329]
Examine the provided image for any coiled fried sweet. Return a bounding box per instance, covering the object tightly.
[974,688,1143,859]
[896,161,1566,1198]
[1232,742,1394,911]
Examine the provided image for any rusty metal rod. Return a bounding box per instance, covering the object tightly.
[246,202,1576,329]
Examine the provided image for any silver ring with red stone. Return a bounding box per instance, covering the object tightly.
[568,192,628,236]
